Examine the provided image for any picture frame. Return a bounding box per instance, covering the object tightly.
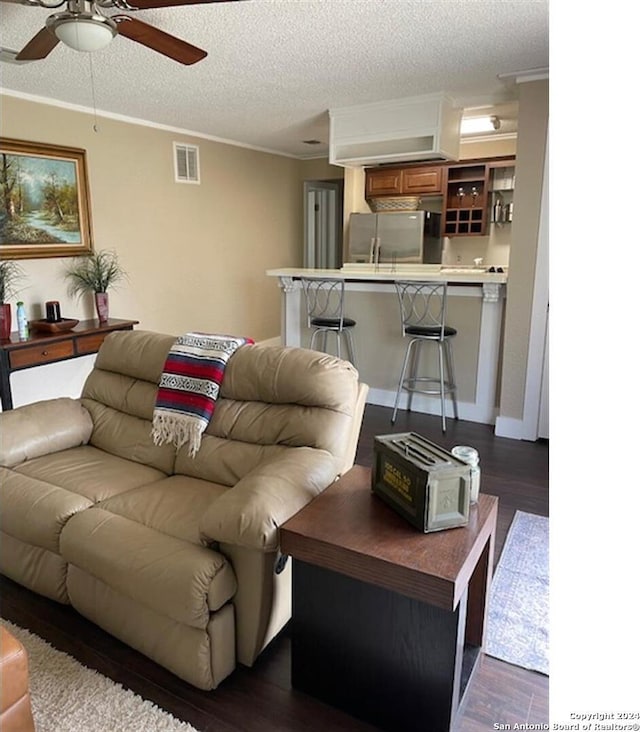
[0,137,94,260]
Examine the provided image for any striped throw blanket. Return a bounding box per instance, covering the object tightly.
[151,332,253,457]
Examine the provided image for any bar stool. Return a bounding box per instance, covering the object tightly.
[300,277,357,366]
[391,280,458,432]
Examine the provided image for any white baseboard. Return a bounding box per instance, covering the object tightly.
[494,416,525,440]
[365,387,497,425]
[365,392,529,440]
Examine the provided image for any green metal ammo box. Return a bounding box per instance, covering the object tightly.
[372,432,471,532]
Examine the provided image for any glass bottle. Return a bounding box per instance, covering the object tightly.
[451,445,481,503]
[16,301,29,341]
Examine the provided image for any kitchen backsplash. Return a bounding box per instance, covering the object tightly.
[442,223,511,267]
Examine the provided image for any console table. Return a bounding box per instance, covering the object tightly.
[280,465,498,732]
[0,318,138,410]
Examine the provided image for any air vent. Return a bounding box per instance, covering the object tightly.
[173,142,200,184]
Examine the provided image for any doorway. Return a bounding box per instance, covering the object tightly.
[303,180,344,269]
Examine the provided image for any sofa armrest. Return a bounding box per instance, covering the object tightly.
[0,398,93,468]
[199,448,339,552]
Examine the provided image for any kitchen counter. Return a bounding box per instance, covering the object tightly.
[267,265,507,285]
[266,267,506,427]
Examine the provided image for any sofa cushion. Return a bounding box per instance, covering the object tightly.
[13,446,167,503]
[80,330,178,473]
[90,330,175,383]
[61,508,237,627]
[81,400,176,474]
[66,566,235,690]
[99,475,229,546]
[0,533,69,603]
[213,345,360,457]
[0,468,91,553]
[174,435,290,486]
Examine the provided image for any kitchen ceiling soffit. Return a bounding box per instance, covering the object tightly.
[329,93,463,168]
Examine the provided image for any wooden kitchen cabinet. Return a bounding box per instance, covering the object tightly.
[365,165,443,197]
[365,168,403,197]
[365,157,515,237]
[402,165,443,194]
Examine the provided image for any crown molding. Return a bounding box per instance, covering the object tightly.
[497,67,549,84]
[460,132,518,144]
[0,88,302,159]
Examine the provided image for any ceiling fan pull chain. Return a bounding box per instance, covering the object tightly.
[88,51,99,132]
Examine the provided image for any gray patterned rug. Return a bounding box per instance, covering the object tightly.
[485,510,549,675]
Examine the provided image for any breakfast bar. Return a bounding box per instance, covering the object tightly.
[267,266,507,426]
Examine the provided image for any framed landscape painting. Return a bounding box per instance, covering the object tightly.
[0,138,94,259]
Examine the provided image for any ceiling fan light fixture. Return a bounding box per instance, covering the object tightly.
[51,15,117,52]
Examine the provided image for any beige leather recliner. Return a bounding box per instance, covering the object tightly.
[0,330,368,690]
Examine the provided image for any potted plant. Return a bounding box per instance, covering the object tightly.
[64,249,128,324]
[0,260,26,339]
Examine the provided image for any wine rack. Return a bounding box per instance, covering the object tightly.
[443,164,489,236]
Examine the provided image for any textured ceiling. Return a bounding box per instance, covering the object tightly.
[0,0,549,158]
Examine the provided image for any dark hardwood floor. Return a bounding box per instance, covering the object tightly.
[0,404,549,732]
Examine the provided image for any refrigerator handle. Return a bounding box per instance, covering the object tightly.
[375,237,381,265]
[368,237,376,264]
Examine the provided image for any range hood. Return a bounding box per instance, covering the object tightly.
[329,93,461,168]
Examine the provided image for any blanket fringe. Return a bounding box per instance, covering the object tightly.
[151,412,204,458]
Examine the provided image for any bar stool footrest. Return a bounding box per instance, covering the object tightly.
[402,377,457,397]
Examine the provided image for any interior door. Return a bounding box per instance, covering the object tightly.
[303,181,343,269]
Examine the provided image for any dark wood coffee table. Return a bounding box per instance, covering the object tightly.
[280,465,498,732]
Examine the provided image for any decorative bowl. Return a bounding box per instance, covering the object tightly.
[28,318,79,334]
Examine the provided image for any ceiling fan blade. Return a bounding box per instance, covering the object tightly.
[120,0,244,8]
[15,27,60,61]
[114,16,206,65]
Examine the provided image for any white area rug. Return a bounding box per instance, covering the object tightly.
[3,620,199,732]
[485,510,549,675]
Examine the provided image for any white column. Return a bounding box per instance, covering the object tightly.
[475,283,506,424]
[278,276,302,347]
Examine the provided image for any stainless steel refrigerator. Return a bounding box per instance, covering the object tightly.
[345,211,443,265]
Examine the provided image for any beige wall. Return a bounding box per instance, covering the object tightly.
[460,137,517,160]
[498,80,548,420]
[1,94,303,341]
[299,158,344,182]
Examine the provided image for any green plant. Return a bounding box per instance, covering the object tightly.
[64,249,128,297]
[0,260,26,304]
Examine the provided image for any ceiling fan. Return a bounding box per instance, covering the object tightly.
[2,0,243,65]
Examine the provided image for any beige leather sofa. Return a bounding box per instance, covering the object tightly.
[0,330,368,690]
